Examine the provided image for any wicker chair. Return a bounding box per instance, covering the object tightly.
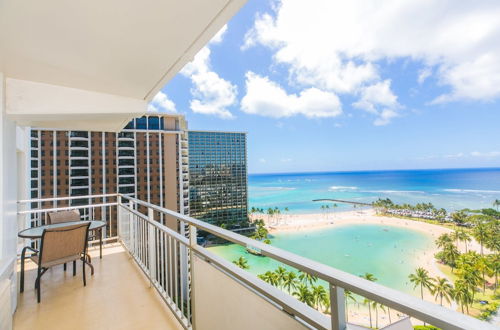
[20,223,91,303]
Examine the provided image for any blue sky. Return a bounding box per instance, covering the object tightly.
[149,0,500,174]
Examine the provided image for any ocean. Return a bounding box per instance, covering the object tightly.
[249,167,500,213]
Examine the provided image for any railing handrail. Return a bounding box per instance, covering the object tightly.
[17,193,495,329]
[121,194,494,330]
[18,202,118,215]
[18,193,118,204]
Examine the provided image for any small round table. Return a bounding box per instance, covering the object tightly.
[18,220,107,259]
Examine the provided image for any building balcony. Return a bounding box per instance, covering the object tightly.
[15,244,183,330]
[13,194,494,330]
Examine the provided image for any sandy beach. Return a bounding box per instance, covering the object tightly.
[250,208,484,327]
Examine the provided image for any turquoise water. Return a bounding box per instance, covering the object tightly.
[210,223,434,294]
[249,168,500,213]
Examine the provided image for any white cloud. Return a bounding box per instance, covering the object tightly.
[210,24,228,44]
[181,47,237,119]
[241,72,342,118]
[353,80,401,125]
[181,25,237,119]
[418,68,432,84]
[245,0,500,105]
[470,151,500,158]
[147,91,177,113]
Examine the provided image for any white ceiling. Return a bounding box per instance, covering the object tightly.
[0,0,246,101]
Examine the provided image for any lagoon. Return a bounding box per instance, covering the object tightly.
[210,223,434,294]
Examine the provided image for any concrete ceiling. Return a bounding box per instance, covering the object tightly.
[0,0,246,101]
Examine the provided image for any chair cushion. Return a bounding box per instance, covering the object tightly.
[48,210,81,224]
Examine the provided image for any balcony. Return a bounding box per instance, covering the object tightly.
[14,245,183,330]
[14,194,494,330]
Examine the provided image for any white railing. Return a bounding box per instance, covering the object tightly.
[18,193,496,330]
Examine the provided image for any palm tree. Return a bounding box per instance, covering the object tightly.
[333,203,338,215]
[443,244,460,271]
[311,285,328,310]
[258,271,278,286]
[283,271,299,294]
[360,273,377,328]
[471,215,493,255]
[453,279,473,314]
[298,270,318,286]
[432,277,453,306]
[493,199,500,211]
[274,266,288,289]
[360,272,378,282]
[232,256,249,269]
[487,253,500,293]
[344,290,356,322]
[435,233,453,249]
[363,297,373,328]
[408,267,435,300]
[293,284,314,307]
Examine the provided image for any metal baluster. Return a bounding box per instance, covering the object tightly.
[330,284,346,330]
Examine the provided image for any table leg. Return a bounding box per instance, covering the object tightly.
[100,228,103,259]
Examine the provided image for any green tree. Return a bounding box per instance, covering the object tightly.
[311,285,328,311]
[409,267,435,300]
[258,271,278,287]
[232,256,249,269]
[432,277,453,306]
[493,199,500,211]
[360,273,377,328]
[443,244,460,270]
[344,290,356,322]
[453,279,473,314]
[283,271,299,294]
[274,266,288,289]
[298,270,318,286]
[470,215,494,255]
[435,233,453,249]
[293,284,314,307]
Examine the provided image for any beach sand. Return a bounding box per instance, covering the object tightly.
[250,209,484,327]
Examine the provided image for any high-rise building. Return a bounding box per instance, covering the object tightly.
[29,114,189,229]
[29,115,249,231]
[188,131,248,230]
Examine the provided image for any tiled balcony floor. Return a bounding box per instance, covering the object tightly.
[14,244,183,330]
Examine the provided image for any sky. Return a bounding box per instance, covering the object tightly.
[149,0,500,174]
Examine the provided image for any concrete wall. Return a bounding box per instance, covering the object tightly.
[192,254,308,330]
[0,72,18,329]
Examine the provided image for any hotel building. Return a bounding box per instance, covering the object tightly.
[29,113,190,230]
[188,131,248,229]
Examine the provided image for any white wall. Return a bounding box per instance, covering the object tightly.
[192,254,308,330]
[0,72,19,328]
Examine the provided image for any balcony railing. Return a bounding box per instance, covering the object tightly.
[17,194,495,330]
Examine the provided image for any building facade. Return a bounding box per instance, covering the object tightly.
[188,131,248,230]
[29,114,189,230]
[29,115,249,231]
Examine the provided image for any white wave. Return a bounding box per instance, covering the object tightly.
[367,190,425,194]
[257,186,296,191]
[328,186,358,191]
[443,188,500,194]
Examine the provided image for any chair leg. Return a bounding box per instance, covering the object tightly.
[64,263,67,271]
[100,228,103,259]
[82,259,86,286]
[73,260,76,276]
[36,267,42,303]
[20,247,28,293]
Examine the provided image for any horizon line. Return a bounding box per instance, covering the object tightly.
[248,166,500,176]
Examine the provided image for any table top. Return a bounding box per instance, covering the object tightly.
[18,220,106,239]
